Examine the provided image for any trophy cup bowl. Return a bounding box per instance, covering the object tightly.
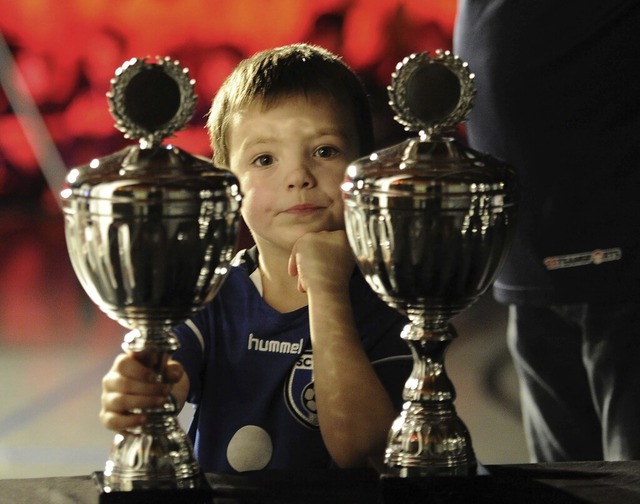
[61,57,241,500]
[342,51,517,477]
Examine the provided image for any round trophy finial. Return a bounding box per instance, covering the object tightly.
[107,56,197,145]
[387,50,476,137]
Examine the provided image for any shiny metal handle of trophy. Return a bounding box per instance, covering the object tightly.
[61,57,242,498]
[342,50,517,478]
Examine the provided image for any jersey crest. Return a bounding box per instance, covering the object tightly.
[284,350,318,428]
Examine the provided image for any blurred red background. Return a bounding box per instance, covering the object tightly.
[0,0,456,205]
[0,1,455,346]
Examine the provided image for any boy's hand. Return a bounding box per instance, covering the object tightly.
[100,353,184,432]
[288,230,354,295]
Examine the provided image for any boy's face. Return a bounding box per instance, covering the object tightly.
[227,93,360,255]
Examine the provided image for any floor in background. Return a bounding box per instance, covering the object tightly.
[0,201,529,479]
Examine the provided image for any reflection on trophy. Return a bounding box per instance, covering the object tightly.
[61,57,241,499]
[342,50,517,477]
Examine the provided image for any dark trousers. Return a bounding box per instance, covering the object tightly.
[508,301,640,462]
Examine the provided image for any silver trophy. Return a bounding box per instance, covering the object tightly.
[61,57,241,500]
[342,51,517,477]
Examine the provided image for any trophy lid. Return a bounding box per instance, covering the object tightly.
[108,56,197,146]
[388,50,475,138]
[61,56,240,207]
[342,50,516,203]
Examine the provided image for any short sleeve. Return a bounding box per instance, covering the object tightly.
[172,311,209,405]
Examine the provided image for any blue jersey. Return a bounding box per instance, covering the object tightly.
[172,247,411,473]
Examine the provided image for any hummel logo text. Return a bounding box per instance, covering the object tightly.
[248,333,304,354]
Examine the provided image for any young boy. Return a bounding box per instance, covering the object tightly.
[100,43,411,473]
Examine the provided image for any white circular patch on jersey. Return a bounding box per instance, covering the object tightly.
[226,425,273,472]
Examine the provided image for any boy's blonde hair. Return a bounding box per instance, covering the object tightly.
[206,43,374,168]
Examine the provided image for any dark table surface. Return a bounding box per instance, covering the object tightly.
[2,461,640,504]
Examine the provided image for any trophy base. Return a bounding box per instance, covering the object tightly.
[92,471,212,504]
[380,473,493,504]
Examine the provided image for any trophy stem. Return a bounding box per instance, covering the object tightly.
[101,328,201,491]
[122,327,179,376]
[383,320,476,477]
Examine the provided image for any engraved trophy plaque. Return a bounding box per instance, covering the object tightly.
[342,51,517,477]
[61,57,242,501]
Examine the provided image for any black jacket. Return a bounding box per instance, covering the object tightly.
[454,0,640,304]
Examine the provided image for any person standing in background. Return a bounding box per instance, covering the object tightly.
[454,0,640,462]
